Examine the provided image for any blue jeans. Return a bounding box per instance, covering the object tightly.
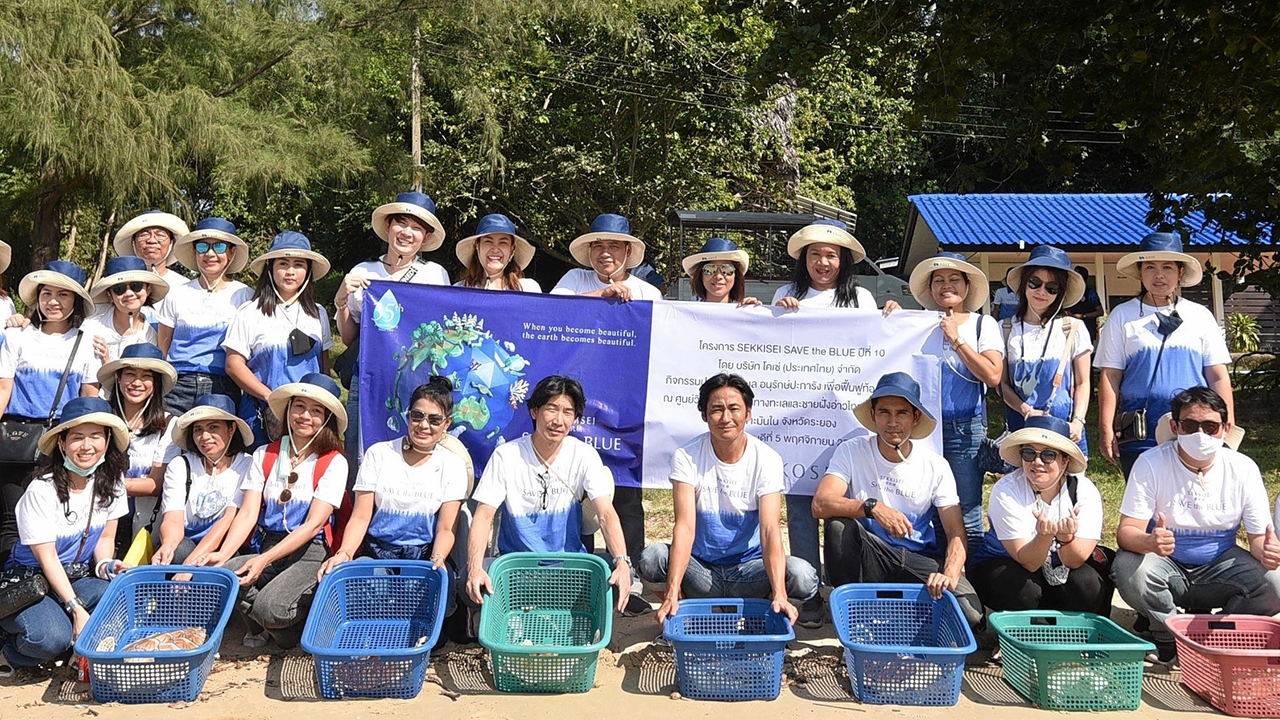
[638,542,819,602]
[784,494,821,580]
[165,372,241,416]
[1112,546,1280,643]
[1,576,109,666]
[942,415,986,543]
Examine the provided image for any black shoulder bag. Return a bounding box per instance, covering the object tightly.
[0,331,84,465]
[0,495,95,619]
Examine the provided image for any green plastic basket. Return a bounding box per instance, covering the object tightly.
[479,553,613,693]
[990,610,1155,711]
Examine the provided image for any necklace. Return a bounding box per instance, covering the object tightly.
[1176,451,1212,482]
[401,436,437,461]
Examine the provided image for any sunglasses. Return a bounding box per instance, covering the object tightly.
[279,472,299,503]
[1176,418,1223,436]
[1026,276,1061,296]
[536,470,551,510]
[193,241,230,254]
[407,410,449,427]
[109,282,147,296]
[701,263,737,277]
[1020,447,1061,464]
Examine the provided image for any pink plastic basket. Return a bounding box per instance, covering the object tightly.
[1165,614,1280,717]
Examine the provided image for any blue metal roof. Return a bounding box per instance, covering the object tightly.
[909,193,1271,247]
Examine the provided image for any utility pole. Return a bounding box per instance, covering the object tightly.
[411,20,423,192]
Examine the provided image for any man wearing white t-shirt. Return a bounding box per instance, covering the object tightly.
[812,372,984,627]
[1113,387,1280,665]
[638,374,818,624]
[465,375,633,613]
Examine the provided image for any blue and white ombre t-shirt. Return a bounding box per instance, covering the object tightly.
[10,474,128,569]
[353,440,469,548]
[1094,298,1230,452]
[670,433,784,565]
[154,277,253,375]
[825,435,960,555]
[240,441,348,538]
[472,435,615,555]
[0,326,99,419]
[1121,442,1270,567]
[1003,317,1094,454]
[939,312,1002,421]
[160,451,252,542]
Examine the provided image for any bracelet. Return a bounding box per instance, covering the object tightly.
[1071,415,1086,423]
[95,558,114,580]
[429,555,445,565]
[335,301,348,310]
[63,596,86,615]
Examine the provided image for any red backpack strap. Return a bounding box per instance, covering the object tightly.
[261,441,283,482]
[311,449,345,550]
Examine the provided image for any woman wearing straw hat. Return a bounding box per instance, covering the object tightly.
[113,210,190,288]
[969,416,1114,618]
[81,256,167,364]
[0,241,14,321]
[909,252,1003,543]
[1095,232,1232,479]
[224,232,334,447]
[551,213,663,301]
[97,343,179,554]
[998,245,1093,455]
[0,397,130,669]
[772,219,888,310]
[0,261,101,565]
[152,394,255,566]
[195,373,347,648]
[681,237,760,305]
[455,213,541,292]
[156,217,254,415]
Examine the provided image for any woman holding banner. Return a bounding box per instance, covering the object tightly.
[455,214,541,292]
[681,238,759,305]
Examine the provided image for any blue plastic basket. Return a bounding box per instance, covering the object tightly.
[301,560,449,699]
[830,583,977,706]
[74,566,239,704]
[663,598,794,701]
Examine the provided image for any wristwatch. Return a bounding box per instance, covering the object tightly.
[612,555,632,570]
[63,596,86,615]
[863,498,879,519]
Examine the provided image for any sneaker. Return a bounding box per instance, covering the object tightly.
[242,631,268,649]
[1145,642,1178,667]
[797,596,824,629]
[624,594,654,617]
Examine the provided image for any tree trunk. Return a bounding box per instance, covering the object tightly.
[28,174,88,271]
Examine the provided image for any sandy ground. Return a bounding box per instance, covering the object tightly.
[0,599,1238,720]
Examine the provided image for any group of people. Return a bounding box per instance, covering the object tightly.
[0,193,1272,673]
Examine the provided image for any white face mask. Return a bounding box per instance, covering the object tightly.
[1177,431,1224,462]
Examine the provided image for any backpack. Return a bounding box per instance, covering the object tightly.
[260,441,352,551]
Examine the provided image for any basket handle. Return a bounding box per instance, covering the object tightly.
[1029,616,1059,626]
[711,602,743,614]
[1207,620,1237,631]
[536,560,566,567]
[875,589,905,599]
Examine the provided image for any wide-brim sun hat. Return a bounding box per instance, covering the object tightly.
[681,237,750,278]
[1007,244,1085,308]
[18,260,94,308]
[89,256,169,304]
[909,252,990,312]
[1153,411,1245,451]
[268,372,348,435]
[998,415,1087,474]
[853,371,937,439]
[38,396,131,457]
[372,191,446,252]
[456,213,535,270]
[568,213,646,269]
[98,342,177,397]
[172,394,254,452]
[786,218,866,264]
[249,231,332,278]
[113,210,189,266]
[1116,231,1203,287]
[173,217,249,274]
[0,240,10,276]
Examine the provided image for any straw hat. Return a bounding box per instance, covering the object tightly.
[998,415,1087,474]
[372,191,446,252]
[456,213,535,270]
[98,342,177,397]
[173,217,249,274]
[18,260,94,308]
[172,394,254,452]
[0,240,10,276]
[786,219,866,264]
[38,397,131,456]
[1116,232,1202,287]
[268,372,347,435]
[249,231,332,278]
[1153,412,1245,451]
[89,256,169,304]
[1007,245,1085,308]
[681,237,750,278]
[113,211,189,266]
[568,214,646,269]
[908,252,990,312]
[853,372,937,439]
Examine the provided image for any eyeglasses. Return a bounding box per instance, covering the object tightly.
[536,470,551,510]
[279,472,300,503]
[1019,447,1061,464]
[193,241,230,254]
[109,282,147,296]
[407,410,449,427]
[133,229,171,242]
[1026,276,1061,296]
[1177,418,1223,436]
[701,263,737,277]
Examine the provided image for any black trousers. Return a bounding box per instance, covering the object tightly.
[0,462,37,567]
[582,485,645,560]
[969,548,1115,617]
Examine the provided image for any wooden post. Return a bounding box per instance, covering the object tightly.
[410,21,423,192]
[1095,252,1107,314]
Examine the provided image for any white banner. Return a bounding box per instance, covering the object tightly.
[642,304,944,494]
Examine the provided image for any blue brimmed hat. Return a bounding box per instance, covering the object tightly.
[268,372,347,434]
[568,213,646,269]
[172,394,254,452]
[1007,245,1085,307]
[372,191,446,252]
[681,237,750,278]
[173,217,248,274]
[90,256,169,304]
[456,213,535,269]
[786,218,866,264]
[1116,232,1202,287]
[18,260,93,308]
[98,342,177,397]
[853,372,937,439]
[908,252,990,312]
[998,415,1087,474]
[113,210,189,265]
[38,397,130,456]
[249,231,331,278]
